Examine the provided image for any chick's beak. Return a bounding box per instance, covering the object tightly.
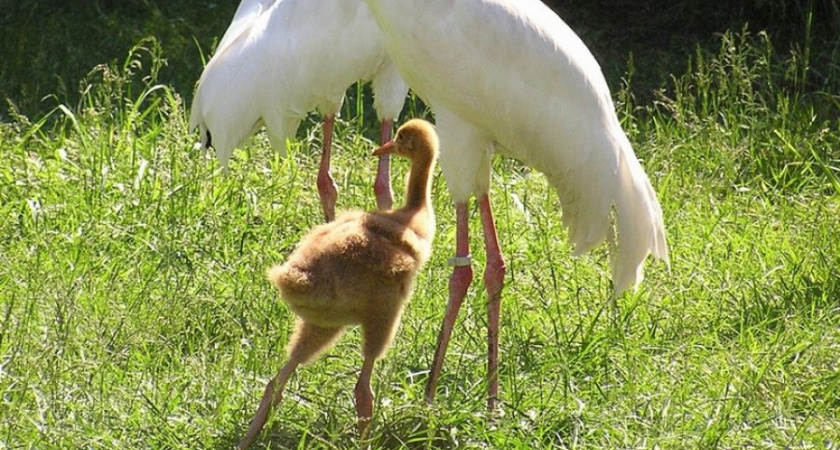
[373,139,396,157]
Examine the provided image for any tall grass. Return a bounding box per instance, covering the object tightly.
[1,29,839,450]
[631,28,840,194]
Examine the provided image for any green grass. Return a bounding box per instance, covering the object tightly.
[2,29,840,450]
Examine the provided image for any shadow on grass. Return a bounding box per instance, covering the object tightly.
[215,403,462,449]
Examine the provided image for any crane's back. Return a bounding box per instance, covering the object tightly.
[369,0,611,160]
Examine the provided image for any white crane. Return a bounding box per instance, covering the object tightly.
[189,0,408,221]
[363,0,669,410]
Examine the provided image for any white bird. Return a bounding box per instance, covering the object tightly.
[214,0,273,55]
[189,0,409,221]
[363,0,669,410]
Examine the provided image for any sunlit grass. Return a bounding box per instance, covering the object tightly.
[1,32,839,449]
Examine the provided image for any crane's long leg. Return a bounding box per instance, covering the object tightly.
[374,120,394,211]
[317,115,338,222]
[237,359,299,450]
[354,355,376,438]
[478,193,506,412]
[425,202,473,405]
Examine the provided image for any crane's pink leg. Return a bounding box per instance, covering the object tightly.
[425,202,473,405]
[237,359,299,450]
[478,193,506,412]
[317,115,338,222]
[374,120,394,211]
[354,355,376,438]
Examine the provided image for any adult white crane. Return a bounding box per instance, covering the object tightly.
[363,0,669,410]
[190,0,408,221]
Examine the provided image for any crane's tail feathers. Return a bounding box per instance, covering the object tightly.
[610,147,669,295]
[553,135,668,296]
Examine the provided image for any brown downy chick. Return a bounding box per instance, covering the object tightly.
[237,119,439,449]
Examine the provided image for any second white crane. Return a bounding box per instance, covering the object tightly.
[364,0,670,410]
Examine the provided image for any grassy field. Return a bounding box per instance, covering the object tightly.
[2,14,840,450]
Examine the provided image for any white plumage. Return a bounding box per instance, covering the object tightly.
[363,0,669,407]
[214,0,273,56]
[189,0,408,219]
[190,0,406,163]
[366,0,668,291]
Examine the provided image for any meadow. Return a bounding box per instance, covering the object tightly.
[1,5,840,450]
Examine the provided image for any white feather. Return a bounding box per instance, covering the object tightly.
[365,0,669,294]
[189,0,409,167]
[215,0,275,55]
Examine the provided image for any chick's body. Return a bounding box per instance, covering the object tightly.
[237,119,439,450]
[273,209,433,332]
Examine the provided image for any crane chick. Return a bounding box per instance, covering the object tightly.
[238,119,439,449]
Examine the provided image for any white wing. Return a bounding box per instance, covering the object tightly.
[216,0,276,55]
